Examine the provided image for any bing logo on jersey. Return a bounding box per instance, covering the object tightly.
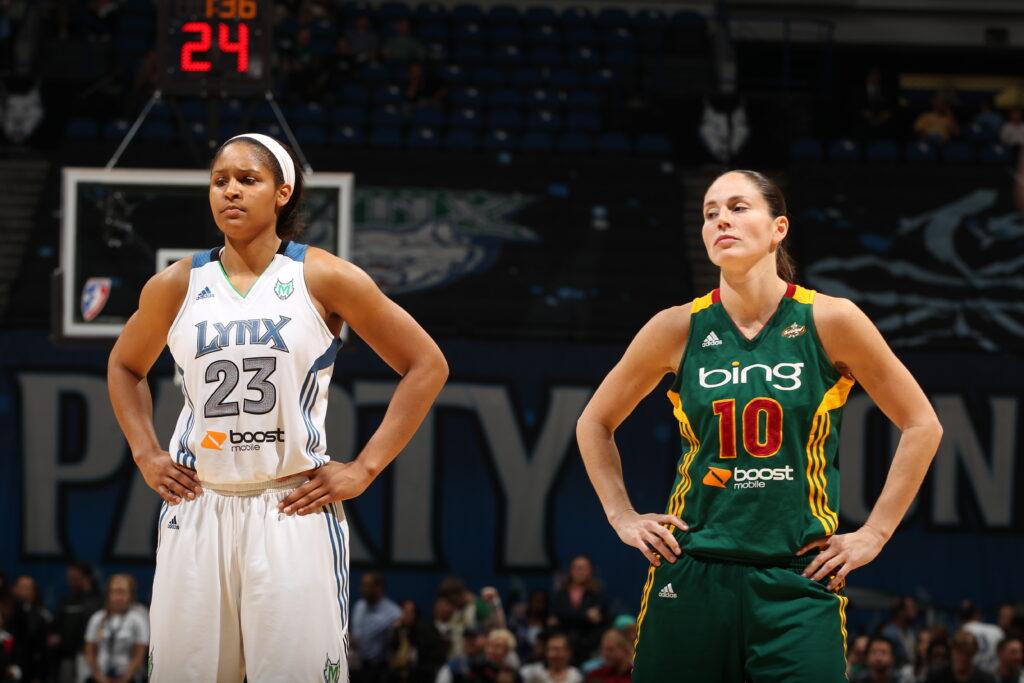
[698,361,804,391]
[195,316,291,357]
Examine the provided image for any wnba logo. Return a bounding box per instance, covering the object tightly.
[698,361,805,391]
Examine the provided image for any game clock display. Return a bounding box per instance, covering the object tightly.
[157,0,273,95]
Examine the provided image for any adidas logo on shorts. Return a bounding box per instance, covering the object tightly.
[658,583,678,599]
[167,515,179,530]
[701,331,723,348]
[196,286,214,300]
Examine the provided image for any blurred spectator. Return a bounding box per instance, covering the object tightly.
[433,595,457,661]
[510,590,549,665]
[856,67,896,137]
[971,101,1005,137]
[329,35,358,88]
[9,574,50,683]
[406,63,447,106]
[0,609,19,682]
[520,633,582,683]
[450,628,517,682]
[584,630,632,683]
[926,635,953,681]
[849,635,871,679]
[925,631,997,683]
[388,599,448,683]
[286,26,330,101]
[881,597,920,667]
[495,669,522,683]
[852,636,913,683]
[960,601,1004,673]
[997,605,1022,640]
[346,15,379,63]
[381,19,424,62]
[994,637,1022,683]
[1000,109,1024,147]
[610,616,635,650]
[913,94,960,143]
[49,561,103,683]
[83,574,148,683]
[437,578,503,660]
[915,626,953,682]
[352,572,404,683]
[0,573,12,628]
[551,556,607,664]
[435,626,486,683]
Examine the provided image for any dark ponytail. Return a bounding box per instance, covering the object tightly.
[213,136,307,240]
[719,169,796,282]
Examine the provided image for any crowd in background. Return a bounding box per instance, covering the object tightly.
[4,554,1023,683]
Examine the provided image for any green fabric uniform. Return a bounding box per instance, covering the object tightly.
[633,284,853,683]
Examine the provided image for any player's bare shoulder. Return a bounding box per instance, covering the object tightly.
[139,256,192,321]
[811,293,870,340]
[303,246,375,293]
[641,302,693,374]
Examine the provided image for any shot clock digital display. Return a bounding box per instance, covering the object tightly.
[157,0,273,95]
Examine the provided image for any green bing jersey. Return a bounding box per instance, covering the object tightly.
[665,284,855,563]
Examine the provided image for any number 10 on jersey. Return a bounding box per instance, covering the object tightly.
[712,398,783,458]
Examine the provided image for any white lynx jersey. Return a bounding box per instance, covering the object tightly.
[166,241,339,484]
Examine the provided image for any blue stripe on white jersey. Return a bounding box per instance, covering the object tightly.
[300,338,341,467]
[175,364,197,470]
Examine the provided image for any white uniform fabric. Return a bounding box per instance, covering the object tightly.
[167,241,339,484]
[84,609,149,682]
[151,242,348,683]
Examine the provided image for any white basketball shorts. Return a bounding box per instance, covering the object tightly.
[148,476,349,682]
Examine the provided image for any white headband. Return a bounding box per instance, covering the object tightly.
[227,133,296,189]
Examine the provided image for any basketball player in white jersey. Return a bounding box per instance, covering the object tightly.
[107,134,448,682]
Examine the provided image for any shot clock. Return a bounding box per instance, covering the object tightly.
[157,0,273,95]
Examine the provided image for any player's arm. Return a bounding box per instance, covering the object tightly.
[576,306,690,566]
[801,295,942,588]
[107,259,202,504]
[280,250,448,515]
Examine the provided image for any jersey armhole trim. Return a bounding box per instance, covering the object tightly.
[166,264,200,343]
[300,251,341,343]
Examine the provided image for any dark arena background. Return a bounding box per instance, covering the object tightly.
[1,0,1023,680]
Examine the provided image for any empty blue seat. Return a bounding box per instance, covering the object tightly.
[292,103,327,124]
[595,132,631,154]
[490,88,522,108]
[369,127,403,149]
[445,129,479,150]
[568,47,599,68]
[452,4,484,22]
[790,137,823,161]
[451,86,483,107]
[568,110,600,132]
[827,138,861,161]
[605,49,638,67]
[560,7,592,26]
[487,5,520,25]
[450,108,484,129]
[178,99,207,120]
[220,99,246,121]
[491,24,522,43]
[523,6,557,25]
[295,125,327,145]
[492,44,525,66]
[566,26,599,46]
[979,143,1012,164]
[905,140,938,162]
[140,120,175,142]
[963,122,997,143]
[333,105,368,126]
[66,117,99,140]
[484,128,517,150]
[250,102,275,122]
[549,68,582,89]
[414,2,446,22]
[527,88,558,109]
[597,8,630,29]
[339,83,370,104]
[410,106,444,127]
[566,90,600,109]
[258,123,283,139]
[371,105,404,127]
[407,127,441,148]
[416,22,449,42]
[473,66,505,86]
[455,22,486,43]
[587,69,617,89]
[941,141,976,164]
[865,139,899,162]
[529,46,562,67]
[509,67,544,88]
[528,109,561,131]
[439,64,468,84]
[361,63,392,83]
[379,2,411,21]
[521,131,554,152]
[634,9,668,28]
[603,28,637,48]
[373,85,405,105]
[635,133,672,156]
[454,44,487,64]
[529,25,561,45]
[489,109,524,130]
[557,131,591,153]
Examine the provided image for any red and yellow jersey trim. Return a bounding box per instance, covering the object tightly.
[804,376,855,535]
[691,284,817,316]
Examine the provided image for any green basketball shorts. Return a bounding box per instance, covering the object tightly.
[632,553,848,682]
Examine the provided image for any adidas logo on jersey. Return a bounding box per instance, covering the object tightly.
[196,286,214,300]
[701,331,723,347]
[658,583,678,599]
[167,516,179,530]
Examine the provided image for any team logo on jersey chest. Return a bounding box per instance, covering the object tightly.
[195,316,291,357]
[781,322,806,338]
[323,655,341,683]
[274,279,294,300]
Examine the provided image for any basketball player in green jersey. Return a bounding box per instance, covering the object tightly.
[576,170,942,682]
